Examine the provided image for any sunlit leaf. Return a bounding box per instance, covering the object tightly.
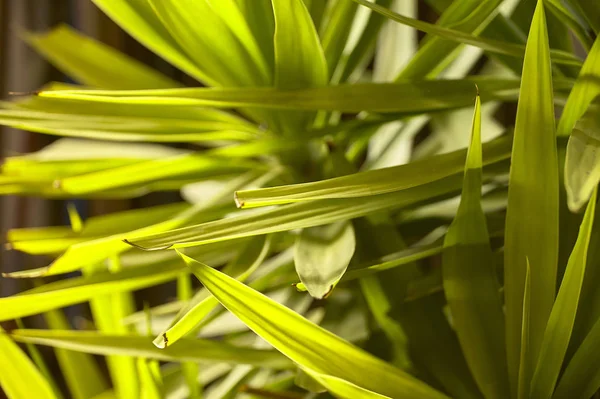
[37,77,563,113]
[0,327,57,399]
[181,253,448,398]
[43,309,109,399]
[154,235,272,348]
[148,0,270,87]
[137,358,162,399]
[26,24,177,89]
[236,135,512,207]
[0,262,186,321]
[10,330,292,369]
[127,173,469,250]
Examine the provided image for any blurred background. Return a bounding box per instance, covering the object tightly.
[0,0,203,300]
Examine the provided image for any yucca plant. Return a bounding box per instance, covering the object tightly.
[1,0,600,398]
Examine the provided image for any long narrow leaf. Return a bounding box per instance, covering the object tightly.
[442,95,508,398]
[181,253,448,398]
[126,173,469,250]
[351,0,582,67]
[235,135,512,207]
[0,328,57,399]
[26,24,177,89]
[503,2,559,395]
[10,330,292,369]
[530,189,597,398]
[154,235,271,348]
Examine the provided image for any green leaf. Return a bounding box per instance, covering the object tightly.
[236,135,512,207]
[83,257,138,399]
[43,309,109,399]
[392,294,482,398]
[344,238,444,281]
[555,290,600,398]
[148,0,270,86]
[236,0,275,72]
[564,113,600,212]
[544,0,593,51]
[38,77,556,113]
[126,173,468,250]
[396,0,502,79]
[52,153,256,195]
[0,262,186,321]
[7,202,188,255]
[91,0,209,83]
[271,0,327,134]
[294,221,355,299]
[339,0,394,83]
[302,369,392,399]
[320,1,358,77]
[26,24,178,89]
[517,259,532,399]
[0,94,259,143]
[0,327,57,399]
[442,95,508,399]
[137,358,163,399]
[503,1,559,396]
[181,253,448,398]
[5,172,256,277]
[572,0,600,33]
[10,330,292,369]
[351,0,583,67]
[154,235,272,348]
[529,189,597,398]
[14,320,63,399]
[557,36,600,138]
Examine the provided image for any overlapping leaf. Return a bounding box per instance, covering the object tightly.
[503,2,559,395]
[442,95,508,398]
[182,253,448,398]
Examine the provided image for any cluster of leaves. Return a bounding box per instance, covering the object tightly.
[1,0,600,398]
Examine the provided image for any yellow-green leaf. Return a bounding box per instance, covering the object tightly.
[154,235,271,348]
[181,252,448,399]
[504,1,559,396]
[557,36,600,138]
[10,330,292,369]
[0,327,57,399]
[26,24,177,89]
[442,95,508,399]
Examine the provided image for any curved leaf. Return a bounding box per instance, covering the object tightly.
[530,189,597,398]
[154,235,272,348]
[235,135,512,207]
[37,78,559,113]
[126,173,468,250]
[351,0,582,67]
[181,253,447,399]
[26,24,177,89]
[10,330,292,369]
[0,328,57,399]
[294,221,355,299]
[557,36,600,138]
